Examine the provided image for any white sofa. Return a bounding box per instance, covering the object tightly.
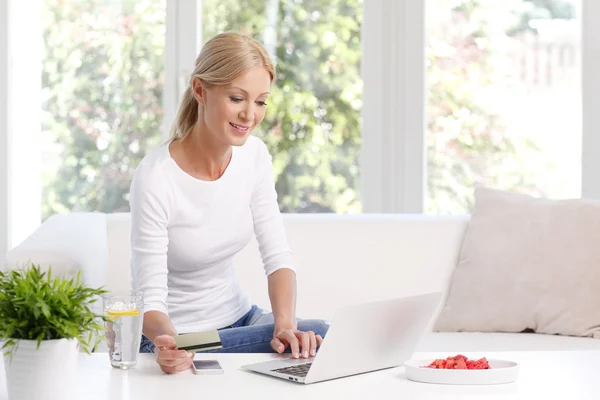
[5,212,600,352]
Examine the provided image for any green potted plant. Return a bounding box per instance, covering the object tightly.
[0,264,107,400]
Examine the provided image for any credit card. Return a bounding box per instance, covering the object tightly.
[174,330,223,352]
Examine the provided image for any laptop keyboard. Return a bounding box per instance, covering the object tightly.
[271,362,312,377]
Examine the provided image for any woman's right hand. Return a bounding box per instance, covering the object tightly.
[153,334,193,374]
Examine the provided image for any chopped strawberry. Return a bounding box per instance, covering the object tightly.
[445,358,456,369]
[455,357,468,369]
[424,355,491,370]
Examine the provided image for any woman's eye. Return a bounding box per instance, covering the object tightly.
[256,101,267,106]
[230,97,243,103]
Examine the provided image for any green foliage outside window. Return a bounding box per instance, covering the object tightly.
[426,0,578,213]
[42,0,165,217]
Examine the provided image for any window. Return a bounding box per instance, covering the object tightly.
[41,0,166,218]
[3,0,599,253]
[426,0,582,214]
[202,0,363,213]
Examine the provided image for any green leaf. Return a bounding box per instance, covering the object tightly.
[39,301,51,319]
[1,339,16,351]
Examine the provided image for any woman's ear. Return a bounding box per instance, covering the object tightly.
[191,77,206,105]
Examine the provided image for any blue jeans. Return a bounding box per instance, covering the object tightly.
[139,305,329,354]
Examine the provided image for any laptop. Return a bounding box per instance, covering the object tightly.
[241,292,442,384]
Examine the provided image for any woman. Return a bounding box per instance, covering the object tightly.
[130,32,329,374]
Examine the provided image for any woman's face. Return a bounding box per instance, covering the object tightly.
[197,66,271,147]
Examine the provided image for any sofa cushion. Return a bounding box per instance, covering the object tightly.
[416,332,600,352]
[3,212,108,290]
[106,212,134,293]
[434,187,600,338]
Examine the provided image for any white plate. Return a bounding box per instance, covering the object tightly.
[404,359,519,385]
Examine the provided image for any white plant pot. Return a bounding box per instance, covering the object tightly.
[3,338,78,400]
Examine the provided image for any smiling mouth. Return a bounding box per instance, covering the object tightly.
[230,122,250,132]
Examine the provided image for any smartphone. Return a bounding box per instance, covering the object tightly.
[192,359,224,375]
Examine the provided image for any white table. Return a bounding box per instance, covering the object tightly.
[2,350,599,399]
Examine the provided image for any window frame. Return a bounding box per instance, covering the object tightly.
[164,0,204,139]
[582,0,600,200]
[361,0,425,213]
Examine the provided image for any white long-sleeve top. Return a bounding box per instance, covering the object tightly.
[129,135,295,333]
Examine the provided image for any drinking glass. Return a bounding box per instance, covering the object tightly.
[102,291,144,369]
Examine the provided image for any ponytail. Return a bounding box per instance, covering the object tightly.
[169,86,198,140]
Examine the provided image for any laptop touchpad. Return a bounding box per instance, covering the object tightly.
[282,358,314,365]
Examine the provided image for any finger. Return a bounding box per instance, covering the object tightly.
[157,349,190,361]
[161,357,192,375]
[297,331,310,358]
[175,357,193,372]
[316,335,324,347]
[161,366,178,374]
[154,334,177,350]
[277,331,300,358]
[307,331,317,357]
[270,337,286,353]
[159,353,193,368]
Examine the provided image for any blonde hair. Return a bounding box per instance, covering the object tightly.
[169,32,276,140]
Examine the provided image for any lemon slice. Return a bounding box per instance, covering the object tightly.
[106,309,140,319]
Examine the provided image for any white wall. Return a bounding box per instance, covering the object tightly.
[0,0,12,260]
[0,0,42,254]
[9,0,42,248]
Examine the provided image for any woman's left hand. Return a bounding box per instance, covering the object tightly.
[271,327,324,359]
